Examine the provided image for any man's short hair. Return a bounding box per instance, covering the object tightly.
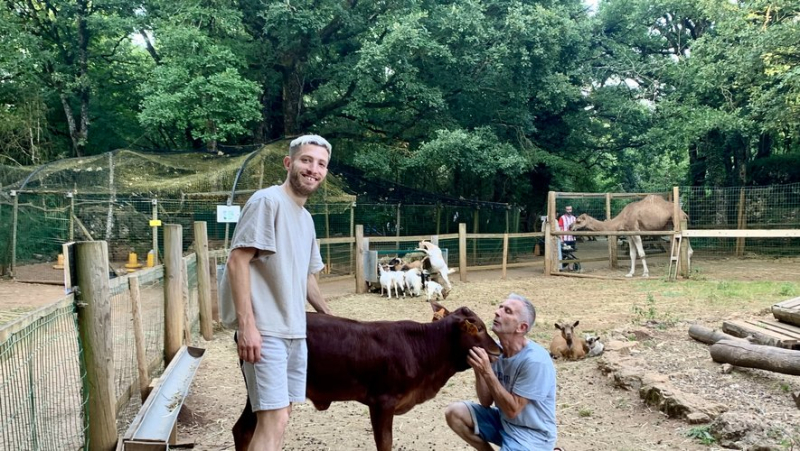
[289,135,332,159]
[508,292,536,333]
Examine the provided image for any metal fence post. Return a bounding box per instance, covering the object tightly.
[11,190,18,277]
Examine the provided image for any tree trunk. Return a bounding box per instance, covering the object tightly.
[709,339,800,376]
[282,57,304,136]
[687,325,745,345]
[61,0,91,158]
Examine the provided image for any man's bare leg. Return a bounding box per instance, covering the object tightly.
[248,405,291,451]
[445,402,494,451]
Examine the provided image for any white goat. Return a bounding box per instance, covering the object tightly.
[404,268,423,297]
[390,269,406,298]
[583,334,604,357]
[377,265,397,298]
[425,280,445,302]
[417,241,453,291]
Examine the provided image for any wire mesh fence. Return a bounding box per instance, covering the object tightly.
[0,298,86,450]
[0,249,205,450]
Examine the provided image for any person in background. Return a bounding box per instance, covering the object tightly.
[558,205,577,251]
[444,293,557,450]
[219,135,333,451]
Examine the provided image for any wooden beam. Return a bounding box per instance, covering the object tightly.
[710,339,800,376]
[683,230,800,238]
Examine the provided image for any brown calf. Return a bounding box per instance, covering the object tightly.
[232,305,500,451]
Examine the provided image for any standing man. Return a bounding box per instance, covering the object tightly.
[220,135,333,451]
[445,293,557,450]
[558,205,577,251]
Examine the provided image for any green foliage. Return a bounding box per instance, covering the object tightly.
[686,425,717,445]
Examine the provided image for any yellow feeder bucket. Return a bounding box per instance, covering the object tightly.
[146,249,156,268]
[53,253,65,269]
[125,252,143,271]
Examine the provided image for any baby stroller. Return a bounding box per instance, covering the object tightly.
[561,243,580,272]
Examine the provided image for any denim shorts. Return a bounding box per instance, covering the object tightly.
[241,335,307,411]
[465,402,547,451]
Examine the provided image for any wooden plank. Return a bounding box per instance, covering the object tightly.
[728,320,792,340]
[683,229,800,238]
[774,297,800,309]
[771,306,800,328]
[723,320,800,350]
[753,319,800,339]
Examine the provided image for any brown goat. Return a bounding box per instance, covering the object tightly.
[549,321,586,360]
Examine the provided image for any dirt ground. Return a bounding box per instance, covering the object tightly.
[2,248,798,450]
[176,256,800,451]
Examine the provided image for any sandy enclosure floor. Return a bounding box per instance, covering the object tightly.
[177,257,800,451]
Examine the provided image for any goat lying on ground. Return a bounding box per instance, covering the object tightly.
[582,334,604,357]
[550,321,586,360]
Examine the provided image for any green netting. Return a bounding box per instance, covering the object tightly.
[0,299,86,450]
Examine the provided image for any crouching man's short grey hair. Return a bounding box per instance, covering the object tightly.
[508,292,536,333]
[290,135,332,158]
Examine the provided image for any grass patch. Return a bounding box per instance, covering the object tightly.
[686,426,716,445]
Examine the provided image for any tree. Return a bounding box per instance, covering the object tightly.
[1,0,133,157]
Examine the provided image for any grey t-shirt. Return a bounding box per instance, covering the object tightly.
[219,185,324,338]
[492,340,558,448]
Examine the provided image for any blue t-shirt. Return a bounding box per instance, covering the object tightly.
[492,340,557,448]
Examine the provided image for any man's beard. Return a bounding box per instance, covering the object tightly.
[289,168,320,197]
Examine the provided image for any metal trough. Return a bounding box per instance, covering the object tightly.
[122,345,206,450]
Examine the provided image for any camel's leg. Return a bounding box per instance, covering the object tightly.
[626,237,637,277]
[632,235,649,277]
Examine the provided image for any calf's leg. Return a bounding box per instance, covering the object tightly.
[232,396,256,451]
[369,404,395,451]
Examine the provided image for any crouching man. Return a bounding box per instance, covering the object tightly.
[445,293,557,450]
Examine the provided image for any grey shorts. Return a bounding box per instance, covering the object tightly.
[242,335,308,411]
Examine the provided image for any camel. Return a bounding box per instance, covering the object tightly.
[570,195,692,278]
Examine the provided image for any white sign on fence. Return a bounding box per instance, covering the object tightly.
[216,205,241,223]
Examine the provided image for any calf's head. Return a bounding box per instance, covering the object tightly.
[446,306,501,367]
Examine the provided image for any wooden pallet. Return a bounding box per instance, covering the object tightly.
[722,318,800,350]
[773,296,800,327]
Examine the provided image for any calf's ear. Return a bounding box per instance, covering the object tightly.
[460,320,479,336]
[429,300,450,316]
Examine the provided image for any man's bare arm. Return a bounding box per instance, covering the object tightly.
[227,247,260,363]
[306,273,331,314]
[468,347,529,419]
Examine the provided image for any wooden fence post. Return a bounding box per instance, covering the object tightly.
[501,233,509,280]
[193,221,214,340]
[459,223,467,282]
[680,218,691,278]
[736,187,746,256]
[606,193,617,268]
[182,258,192,345]
[355,225,366,294]
[75,241,117,451]
[129,276,151,402]
[547,191,559,275]
[164,224,184,365]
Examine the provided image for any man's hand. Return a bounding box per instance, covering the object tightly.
[467,347,493,377]
[237,323,262,363]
